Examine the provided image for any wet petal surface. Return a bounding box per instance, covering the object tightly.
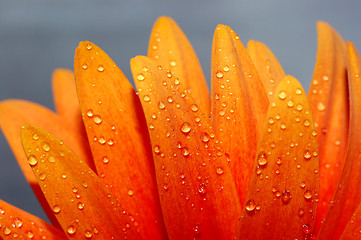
[131,56,241,240]
[238,76,319,240]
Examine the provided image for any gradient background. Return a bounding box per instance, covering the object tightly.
[1,0,360,222]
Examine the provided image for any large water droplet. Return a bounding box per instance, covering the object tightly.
[180,122,191,134]
[257,151,268,166]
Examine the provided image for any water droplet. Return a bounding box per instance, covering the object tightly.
[28,155,37,166]
[278,91,287,100]
[181,147,190,157]
[304,120,310,127]
[281,190,292,204]
[296,104,303,111]
[86,43,92,50]
[223,66,230,72]
[82,64,88,70]
[97,65,104,72]
[93,115,102,124]
[67,225,77,235]
[304,190,312,200]
[158,101,166,110]
[86,109,94,117]
[3,227,11,235]
[143,95,150,102]
[82,181,88,188]
[298,207,305,217]
[85,230,93,239]
[287,100,294,107]
[198,184,207,197]
[317,102,325,112]
[32,133,39,140]
[180,122,191,134]
[127,189,134,196]
[191,104,198,112]
[303,150,312,160]
[77,202,84,210]
[302,224,312,234]
[193,224,201,238]
[137,73,145,81]
[102,156,109,164]
[154,145,161,154]
[216,71,223,78]
[245,199,256,212]
[200,132,210,143]
[170,60,177,67]
[216,167,224,175]
[295,88,302,95]
[39,173,46,181]
[52,205,61,214]
[13,217,23,228]
[42,143,50,152]
[257,151,268,166]
[167,96,173,103]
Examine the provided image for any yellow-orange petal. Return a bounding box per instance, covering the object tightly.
[0,100,94,228]
[21,125,142,239]
[246,40,286,100]
[211,25,269,206]
[238,76,319,240]
[74,41,166,240]
[131,56,241,240]
[307,22,348,231]
[318,42,361,240]
[148,16,210,116]
[0,199,66,239]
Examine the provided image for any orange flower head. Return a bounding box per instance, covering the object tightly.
[0,16,361,240]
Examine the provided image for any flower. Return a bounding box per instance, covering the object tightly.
[0,16,360,240]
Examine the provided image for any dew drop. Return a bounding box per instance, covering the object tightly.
[136,73,145,81]
[180,122,191,134]
[158,101,166,110]
[32,133,39,140]
[303,150,312,160]
[82,64,88,70]
[77,202,85,210]
[97,65,104,72]
[191,104,198,112]
[304,190,312,200]
[181,147,190,157]
[200,132,210,143]
[216,167,224,175]
[48,155,56,163]
[13,217,23,228]
[154,145,161,154]
[127,189,134,196]
[86,109,94,117]
[245,199,256,212]
[193,225,201,238]
[317,102,325,112]
[281,190,292,204]
[302,224,312,234]
[93,115,102,124]
[257,151,268,166]
[85,230,93,239]
[39,173,46,181]
[278,91,287,100]
[298,207,305,217]
[52,205,61,214]
[28,155,38,166]
[198,184,207,197]
[86,43,92,50]
[42,143,50,152]
[143,95,150,102]
[67,225,77,235]
[216,71,223,78]
[3,227,11,235]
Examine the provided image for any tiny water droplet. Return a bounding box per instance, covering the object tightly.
[216,71,223,78]
[257,151,268,166]
[281,190,292,204]
[137,73,145,81]
[67,225,77,235]
[97,65,104,72]
[52,205,61,214]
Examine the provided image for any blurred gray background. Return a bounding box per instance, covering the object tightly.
[0,0,360,222]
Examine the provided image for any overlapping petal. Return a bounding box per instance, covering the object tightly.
[21,125,142,239]
[211,25,269,206]
[246,40,286,99]
[0,100,93,227]
[131,56,241,240]
[148,16,210,116]
[239,76,319,240]
[307,22,348,231]
[74,41,166,239]
[0,199,66,239]
[318,42,361,240]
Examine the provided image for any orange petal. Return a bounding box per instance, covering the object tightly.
[317,42,361,240]
[0,199,66,239]
[211,25,269,206]
[74,41,166,239]
[131,56,241,240]
[238,76,319,240]
[307,22,348,232]
[246,40,286,100]
[21,125,142,239]
[148,16,210,116]
[339,202,361,240]
[0,100,94,228]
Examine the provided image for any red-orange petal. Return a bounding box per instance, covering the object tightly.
[131,56,241,240]
[0,100,94,228]
[238,76,319,240]
[148,16,210,117]
[211,25,269,206]
[74,41,166,239]
[317,42,361,240]
[246,40,286,100]
[339,202,361,240]
[307,22,348,232]
[21,125,142,239]
[0,199,66,239]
